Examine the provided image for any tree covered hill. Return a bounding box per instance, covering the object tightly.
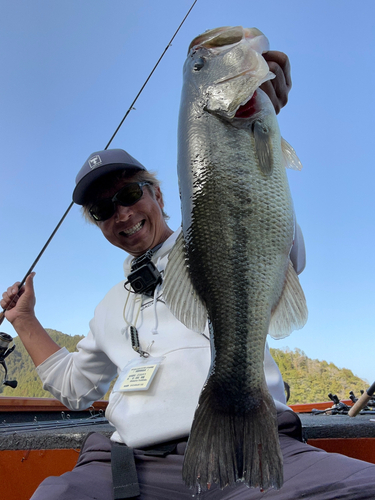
[270,348,367,405]
[0,330,367,404]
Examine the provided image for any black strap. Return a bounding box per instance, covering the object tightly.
[141,436,188,457]
[111,443,140,499]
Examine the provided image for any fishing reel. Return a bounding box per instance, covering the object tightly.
[312,391,375,416]
[327,393,351,414]
[312,393,351,415]
[0,332,18,389]
[350,390,375,411]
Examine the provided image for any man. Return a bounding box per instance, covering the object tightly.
[3,52,375,499]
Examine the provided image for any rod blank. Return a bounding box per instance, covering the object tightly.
[348,382,375,417]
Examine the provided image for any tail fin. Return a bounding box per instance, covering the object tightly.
[182,382,283,491]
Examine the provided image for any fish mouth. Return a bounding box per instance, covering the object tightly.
[119,220,145,237]
[234,91,258,118]
[188,26,266,54]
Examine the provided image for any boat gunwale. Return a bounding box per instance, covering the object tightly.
[0,396,355,413]
[0,396,108,412]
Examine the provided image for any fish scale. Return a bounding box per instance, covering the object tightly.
[164,25,307,491]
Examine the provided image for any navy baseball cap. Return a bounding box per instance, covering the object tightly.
[73,149,146,205]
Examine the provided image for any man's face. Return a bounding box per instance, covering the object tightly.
[96,176,172,257]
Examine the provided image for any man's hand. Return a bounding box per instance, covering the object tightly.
[261,51,292,114]
[1,273,36,325]
[1,273,61,367]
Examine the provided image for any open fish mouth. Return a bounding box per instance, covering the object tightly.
[190,27,275,119]
[234,91,259,118]
[205,90,259,120]
[188,26,267,54]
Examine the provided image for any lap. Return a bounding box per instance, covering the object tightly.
[30,416,375,500]
[136,437,375,500]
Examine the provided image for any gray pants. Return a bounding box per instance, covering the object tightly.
[31,412,375,500]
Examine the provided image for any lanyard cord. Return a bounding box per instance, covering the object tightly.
[122,275,162,356]
[122,291,148,358]
[123,289,143,331]
[0,0,198,325]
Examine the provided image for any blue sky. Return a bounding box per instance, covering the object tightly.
[1,0,375,390]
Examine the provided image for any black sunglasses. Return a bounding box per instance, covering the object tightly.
[89,181,151,221]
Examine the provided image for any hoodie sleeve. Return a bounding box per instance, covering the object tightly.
[36,328,118,411]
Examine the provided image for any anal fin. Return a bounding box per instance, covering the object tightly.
[269,259,308,339]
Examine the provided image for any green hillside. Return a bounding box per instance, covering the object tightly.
[0,330,367,404]
[270,348,366,405]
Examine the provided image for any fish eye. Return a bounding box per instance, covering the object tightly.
[193,57,205,71]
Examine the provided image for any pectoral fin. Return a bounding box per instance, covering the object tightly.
[269,259,308,339]
[163,230,207,333]
[253,120,273,176]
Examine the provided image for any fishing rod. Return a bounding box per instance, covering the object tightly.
[348,382,375,417]
[0,0,198,328]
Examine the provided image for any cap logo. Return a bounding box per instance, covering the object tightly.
[88,155,103,169]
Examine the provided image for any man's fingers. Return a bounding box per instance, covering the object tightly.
[269,62,289,106]
[25,273,36,293]
[0,292,18,310]
[3,282,21,300]
[260,51,292,114]
[263,51,292,89]
[260,80,280,114]
[1,281,24,309]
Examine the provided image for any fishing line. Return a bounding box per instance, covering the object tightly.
[105,0,198,150]
[0,0,198,325]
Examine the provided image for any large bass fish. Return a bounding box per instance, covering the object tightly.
[164,26,307,491]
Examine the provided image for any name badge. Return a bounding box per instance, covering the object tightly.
[113,356,164,392]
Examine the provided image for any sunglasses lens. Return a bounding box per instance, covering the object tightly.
[89,199,115,221]
[89,183,147,221]
[116,183,143,206]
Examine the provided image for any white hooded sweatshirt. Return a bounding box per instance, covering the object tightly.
[37,228,304,448]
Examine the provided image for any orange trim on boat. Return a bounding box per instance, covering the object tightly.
[0,397,353,414]
[0,396,108,412]
[289,400,353,413]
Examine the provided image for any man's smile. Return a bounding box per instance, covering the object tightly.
[119,220,145,237]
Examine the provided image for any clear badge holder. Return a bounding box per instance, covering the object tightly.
[113,356,165,392]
